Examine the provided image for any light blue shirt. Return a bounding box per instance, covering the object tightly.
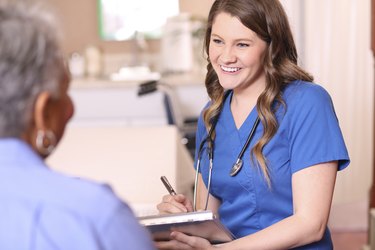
[0,138,156,250]
[195,80,350,249]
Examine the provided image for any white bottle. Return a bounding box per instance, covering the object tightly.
[68,52,85,78]
[84,45,103,78]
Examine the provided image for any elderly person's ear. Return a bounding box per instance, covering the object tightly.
[34,91,52,128]
[32,91,57,157]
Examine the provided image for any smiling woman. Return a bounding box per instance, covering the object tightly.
[155,0,350,249]
[98,0,179,40]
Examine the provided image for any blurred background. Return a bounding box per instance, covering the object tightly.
[42,1,372,249]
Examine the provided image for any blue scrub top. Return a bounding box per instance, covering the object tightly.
[195,80,350,249]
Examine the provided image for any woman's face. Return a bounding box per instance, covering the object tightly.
[209,12,268,92]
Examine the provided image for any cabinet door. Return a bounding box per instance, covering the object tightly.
[69,86,167,126]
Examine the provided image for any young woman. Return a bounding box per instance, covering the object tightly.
[156,0,349,249]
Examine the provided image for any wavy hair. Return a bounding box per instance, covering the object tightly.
[203,0,313,186]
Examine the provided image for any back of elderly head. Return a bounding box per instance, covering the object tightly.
[0,0,73,157]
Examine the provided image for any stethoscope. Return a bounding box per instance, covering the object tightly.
[193,91,260,211]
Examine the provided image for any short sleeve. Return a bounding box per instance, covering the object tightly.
[286,83,350,173]
[101,202,156,250]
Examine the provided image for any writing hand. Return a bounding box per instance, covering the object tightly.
[157,194,193,214]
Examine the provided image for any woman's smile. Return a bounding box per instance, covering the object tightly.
[220,65,242,73]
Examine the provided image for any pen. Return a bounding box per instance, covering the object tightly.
[160,176,177,195]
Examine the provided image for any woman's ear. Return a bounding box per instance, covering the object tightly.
[33,91,53,131]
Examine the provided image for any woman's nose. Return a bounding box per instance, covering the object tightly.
[220,46,236,63]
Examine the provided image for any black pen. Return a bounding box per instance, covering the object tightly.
[160,176,177,195]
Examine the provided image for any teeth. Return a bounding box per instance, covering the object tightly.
[220,65,240,72]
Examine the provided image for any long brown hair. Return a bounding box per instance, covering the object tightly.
[203,0,313,186]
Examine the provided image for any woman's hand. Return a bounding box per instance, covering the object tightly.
[157,194,193,214]
[155,232,214,250]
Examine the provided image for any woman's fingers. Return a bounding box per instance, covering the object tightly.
[155,239,191,250]
[157,194,189,213]
[170,231,212,248]
[155,232,212,250]
[171,194,193,212]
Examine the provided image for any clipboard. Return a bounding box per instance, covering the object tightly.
[138,210,235,244]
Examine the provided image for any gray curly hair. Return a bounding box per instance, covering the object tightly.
[0,0,64,137]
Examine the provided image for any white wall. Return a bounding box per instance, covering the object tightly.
[303,0,374,204]
[280,0,305,65]
[282,0,374,205]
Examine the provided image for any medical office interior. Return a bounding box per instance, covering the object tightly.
[41,0,372,249]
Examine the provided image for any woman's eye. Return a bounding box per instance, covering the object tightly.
[212,38,223,44]
[237,43,249,48]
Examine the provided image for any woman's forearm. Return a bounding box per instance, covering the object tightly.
[217,213,326,250]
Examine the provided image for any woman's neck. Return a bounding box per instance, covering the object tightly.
[231,80,266,129]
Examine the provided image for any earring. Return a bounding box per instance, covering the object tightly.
[36,129,57,155]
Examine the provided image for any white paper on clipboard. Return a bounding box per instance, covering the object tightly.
[138,210,234,244]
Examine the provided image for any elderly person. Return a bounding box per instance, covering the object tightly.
[0,1,155,249]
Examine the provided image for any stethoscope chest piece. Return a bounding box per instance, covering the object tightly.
[230,159,243,177]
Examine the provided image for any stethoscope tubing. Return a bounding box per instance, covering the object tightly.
[193,91,260,210]
[193,115,259,210]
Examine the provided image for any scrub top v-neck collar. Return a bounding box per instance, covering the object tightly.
[221,91,259,139]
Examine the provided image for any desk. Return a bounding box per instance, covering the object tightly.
[47,125,195,215]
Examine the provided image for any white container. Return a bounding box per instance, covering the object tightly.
[68,52,85,78]
[161,13,193,73]
[84,45,103,78]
